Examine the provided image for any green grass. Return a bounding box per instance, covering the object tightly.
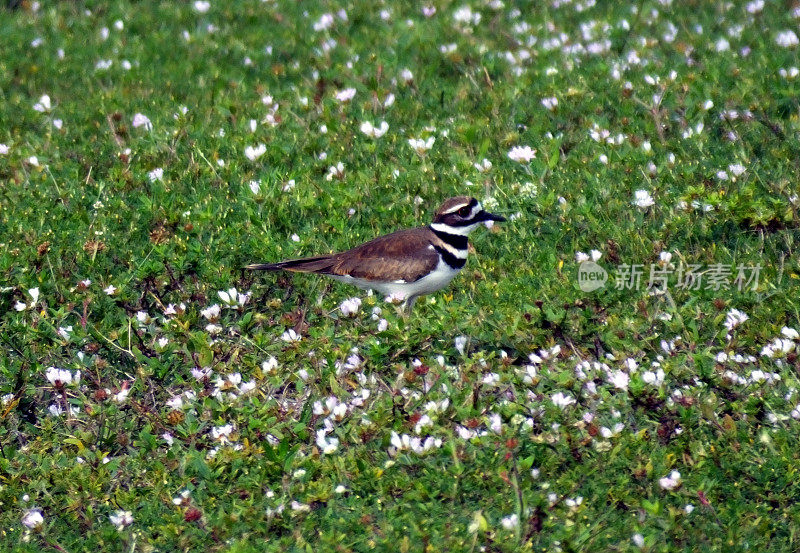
[1,0,800,551]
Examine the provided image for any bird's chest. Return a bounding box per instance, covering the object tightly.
[401,259,462,296]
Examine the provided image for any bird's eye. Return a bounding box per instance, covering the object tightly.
[457,206,471,217]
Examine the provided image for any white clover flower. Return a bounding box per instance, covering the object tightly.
[33,94,51,112]
[507,145,536,163]
[408,137,435,154]
[112,388,130,404]
[335,88,356,102]
[132,113,152,130]
[608,370,630,391]
[400,68,414,82]
[46,366,79,387]
[782,327,800,340]
[541,97,558,110]
[482,373,500,386]
[22,509,44,530]
[109,510,133,531]
[211,423,234,441]
[551,391,576,409]
[658,470,681,490]
[600,423,624,438]
[0,144,8,155]
[453,5,481,25]
[632,533,645,547]
[218,287,249,307]
[193,0,210,13]
[326,162,345,181]
[201,304,221,320]
[244,143,266,161]
[249,180,261,195]
[714,37,730,52]
[724,309,748,331]
[389,431,441,454]
[262,356,278,374]
[488,413,502,434]
[780,67,800,79]
[282,329,302,342]
[500,513,519,530]
[166,396,184,410]
[55,325,71,340]
[313,13,335,31]
[633,189,655,208]
[749,369,781,384]
[728,163,745,177]
[360,120,389,138]
[191,367,212,380]
[316,429,340,454]
[148,168,163,182]
[473,158,492,172]
[776,30,800,47]
[385,292,405,304]
[339,297,362,317]
[642,368,665,386]
[454,335,467,355]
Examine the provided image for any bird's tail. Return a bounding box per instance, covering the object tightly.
[245,255,336,274]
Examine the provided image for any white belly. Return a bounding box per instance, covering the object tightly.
[330,259,462,300]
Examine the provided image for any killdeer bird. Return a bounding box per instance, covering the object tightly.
[246,196,505,313]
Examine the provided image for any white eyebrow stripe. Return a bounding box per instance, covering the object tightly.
[442,202,471,214]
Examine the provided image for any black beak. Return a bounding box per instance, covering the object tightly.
[476,210,507,223]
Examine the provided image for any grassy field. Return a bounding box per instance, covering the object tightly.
[2,0,800,551]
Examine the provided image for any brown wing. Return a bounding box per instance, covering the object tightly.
[328,228,439,283]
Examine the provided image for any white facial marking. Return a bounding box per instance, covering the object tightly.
[430,221,480,236]
[443,202,470,215]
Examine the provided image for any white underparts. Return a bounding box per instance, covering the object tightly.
[329,259,461,301]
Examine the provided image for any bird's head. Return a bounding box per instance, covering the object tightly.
[431,196,506,235]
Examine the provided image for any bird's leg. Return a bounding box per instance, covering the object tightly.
[403,295,418,317]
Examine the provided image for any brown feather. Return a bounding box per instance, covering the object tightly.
[245,255,336,273]
[327,228,440,282]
